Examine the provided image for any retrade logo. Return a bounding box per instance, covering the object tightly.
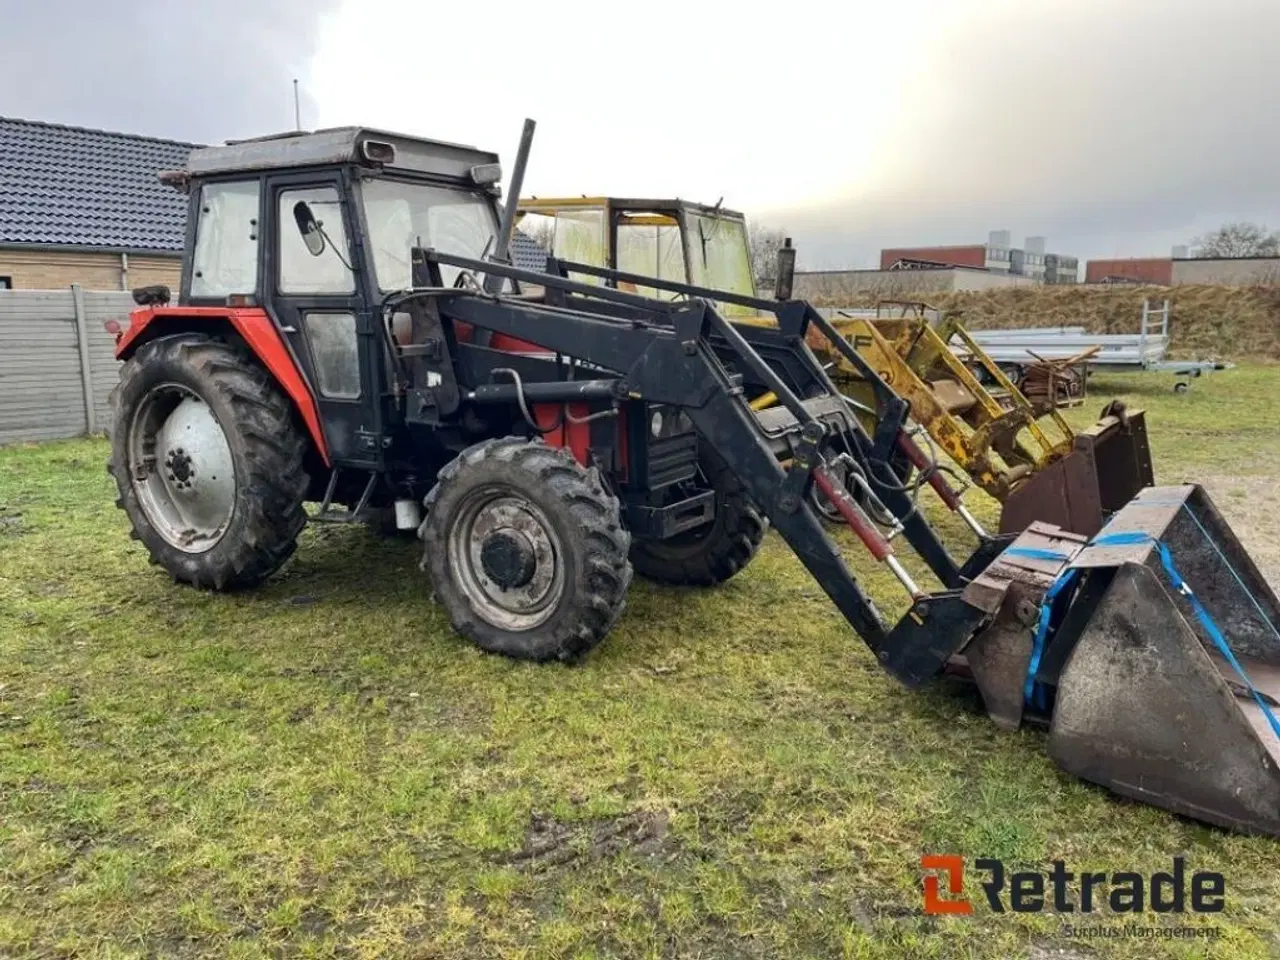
[920,856,1225,916]
[921,854,972,915]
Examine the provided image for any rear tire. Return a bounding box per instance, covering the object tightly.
[630,443,767,586]
[108,334,309,590]
[422,437,632,661]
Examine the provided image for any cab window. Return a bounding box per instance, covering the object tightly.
[190,180,260,297]
[616,213,685,299]
[278,186,356,295]
[362,179,505,291]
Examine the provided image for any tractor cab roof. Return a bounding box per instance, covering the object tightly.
[518,197,747,225]
[177,126,501,186]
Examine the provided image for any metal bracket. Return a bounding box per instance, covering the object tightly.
[870,396,910,463]
[779,421,826,513]
[671,301,709,356]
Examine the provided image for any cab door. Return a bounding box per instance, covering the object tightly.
[264,175,382,468]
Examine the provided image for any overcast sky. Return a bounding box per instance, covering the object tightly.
[4,0,1278,268]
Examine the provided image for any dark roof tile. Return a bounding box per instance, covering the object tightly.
[0,117,196,251]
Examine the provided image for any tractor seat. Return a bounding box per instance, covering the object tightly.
[132,284,171,307]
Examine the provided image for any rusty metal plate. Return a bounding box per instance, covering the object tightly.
[1069,485,1188,568]
[962,521,1086,614]
[964,580,1043,731]
[1077,409,1154,512]
[929,378,978,415]
[999,450,1104,536]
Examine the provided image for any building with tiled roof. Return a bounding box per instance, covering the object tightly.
[0,117,196,291]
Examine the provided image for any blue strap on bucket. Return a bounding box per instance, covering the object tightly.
[1011,522,1280,740]
[1002,547,1072,563]
[1090,529,1280,741]
[1002,546,1079,706]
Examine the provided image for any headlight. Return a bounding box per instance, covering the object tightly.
[651,411,664,437]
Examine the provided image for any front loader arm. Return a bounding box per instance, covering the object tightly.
[408,249,1001,682]
[533,254,974,588]
[433,284,893,650]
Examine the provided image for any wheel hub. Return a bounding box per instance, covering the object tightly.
[128,385,237,552]
[479,530,537,588]
[447,492,565,631]
[165,448,194,486]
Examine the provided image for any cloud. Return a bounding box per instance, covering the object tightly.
[0,0,340,144]
[768,0,1280,265]
[5,0,1273,269]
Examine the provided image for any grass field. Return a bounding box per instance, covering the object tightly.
[1,366,1278,959]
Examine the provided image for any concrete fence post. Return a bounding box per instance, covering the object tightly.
[70,283,97,434]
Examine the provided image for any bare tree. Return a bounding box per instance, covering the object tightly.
[521,216,556,251]
[1191,222,1280,258]
[748,224,787,283]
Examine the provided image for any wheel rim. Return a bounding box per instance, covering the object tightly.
[127,382,236,553]
[447,487,565,632]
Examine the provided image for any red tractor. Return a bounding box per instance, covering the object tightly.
[107,122,1280,838]
[108,123,774,660]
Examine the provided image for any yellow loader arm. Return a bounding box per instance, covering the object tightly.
[798,308,1153,535]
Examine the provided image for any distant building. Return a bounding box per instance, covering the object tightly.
[1172,255,1280,286]
[1084,257,1173,285]
[1084,247,1280,286]
[878,245,987,271]
[0,117,195,291]
[880,230,1079,284]
[1044,253,1080,285]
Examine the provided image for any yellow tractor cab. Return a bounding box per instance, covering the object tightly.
[515,197,760,319]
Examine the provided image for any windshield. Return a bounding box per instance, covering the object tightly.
[686,213,756,317]
[361,179,502,291]
[616,218,684,300]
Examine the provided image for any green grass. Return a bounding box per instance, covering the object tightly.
[1,366,1277,958]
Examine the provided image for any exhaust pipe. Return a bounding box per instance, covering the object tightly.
[485,118,536,295]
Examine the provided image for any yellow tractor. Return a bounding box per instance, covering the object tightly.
[515,197,1153,534]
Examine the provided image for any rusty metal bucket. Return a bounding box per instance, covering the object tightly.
[1044,486,1280,835]
[999,409,1154,537]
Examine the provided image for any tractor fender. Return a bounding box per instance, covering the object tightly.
[114,305,330,465]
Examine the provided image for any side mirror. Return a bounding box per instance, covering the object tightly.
[293,201,326,257]
[774,237,796,301]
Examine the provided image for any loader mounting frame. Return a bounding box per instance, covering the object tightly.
[524,253,1013,578]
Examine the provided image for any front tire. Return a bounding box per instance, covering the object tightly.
[108,334,309,590]
[421,437,632,661]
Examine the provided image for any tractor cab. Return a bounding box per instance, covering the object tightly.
[148,127,511,468]
[515,197,759,318]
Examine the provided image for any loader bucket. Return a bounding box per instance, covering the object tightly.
[999,409,1154,537]
[1046,485,1280,835]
